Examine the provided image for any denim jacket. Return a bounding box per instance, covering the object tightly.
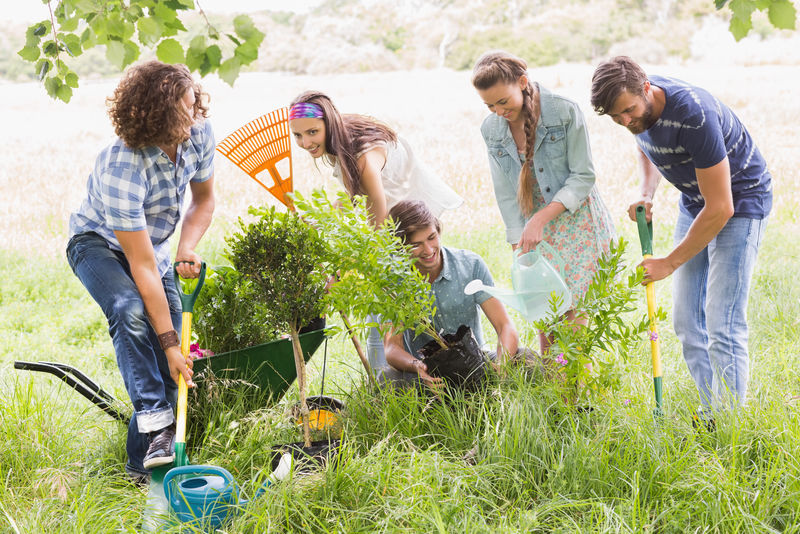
[480,83,596,244]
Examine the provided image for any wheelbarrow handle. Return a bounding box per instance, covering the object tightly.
[635,206,653,256]
[173,262,206,313]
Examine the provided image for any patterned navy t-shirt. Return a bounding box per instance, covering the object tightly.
[636,75,771,219]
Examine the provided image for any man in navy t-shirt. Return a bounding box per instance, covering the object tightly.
[590,56,771,419]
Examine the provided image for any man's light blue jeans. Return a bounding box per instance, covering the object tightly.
[67,232,180,476]
[672,211,767,411]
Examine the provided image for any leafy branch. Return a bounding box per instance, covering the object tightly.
[18,0,265,103]
[716,0,797,40]
[293,190,447,348]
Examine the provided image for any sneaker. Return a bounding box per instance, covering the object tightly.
[143,424,176,469]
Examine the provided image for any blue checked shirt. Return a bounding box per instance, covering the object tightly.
[69,120,215,276]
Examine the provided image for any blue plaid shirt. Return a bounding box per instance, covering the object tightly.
[69,120,215,276]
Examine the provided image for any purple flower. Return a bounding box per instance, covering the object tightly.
[624,399,631,406]
[555,353,567,366]
[649,331,658,342]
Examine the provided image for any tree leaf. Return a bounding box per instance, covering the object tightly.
[105,40,126,69]
[35,58,52,80]
[57,83,73,103]
[205,45,222,68]
[60,16,79,32]
[43,40,60,57]
[32,22,49,37]
[156,38,185,64]
[234,41,259,63]
[185,35,207,71]
[768,0,797,29]
[122,39,141,67]
[61,33,82,57]
[715,0,728,8]
[729,14,753,40]
[218,57,241,86]
[65,72,79,88]
[44,76,61,99]
[18,45,40,62]
[137,17,162,47]
[233,15,260,41]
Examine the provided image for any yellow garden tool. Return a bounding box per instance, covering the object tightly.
[173,261,206,467]
[636,206,663,417]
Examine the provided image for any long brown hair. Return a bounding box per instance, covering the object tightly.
[107,60,208,149]
[290,91,397,197]
[471,50,539,217]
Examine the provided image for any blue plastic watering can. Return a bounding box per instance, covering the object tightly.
[163,453,293,530]
[464,242,571,322]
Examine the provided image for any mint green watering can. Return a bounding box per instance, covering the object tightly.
[464,242,571,322]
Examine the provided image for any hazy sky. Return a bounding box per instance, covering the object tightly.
[8,0,322,23]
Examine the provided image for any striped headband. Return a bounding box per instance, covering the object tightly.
[289,102,324,120]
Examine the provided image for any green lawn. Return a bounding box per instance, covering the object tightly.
[2,212,799,533]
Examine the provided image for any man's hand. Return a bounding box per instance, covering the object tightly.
[639,256,677,284]
[628,196,653,222]
[165,345,195,387]
[174,250,203,279]
[411,359,444,392]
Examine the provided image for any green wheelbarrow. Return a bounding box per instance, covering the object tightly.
[13,320,333,424]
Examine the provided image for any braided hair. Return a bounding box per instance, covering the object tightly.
[472,50,540,216]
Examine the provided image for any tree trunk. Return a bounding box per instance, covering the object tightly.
[339,311,379,388]
[290,325,311,448]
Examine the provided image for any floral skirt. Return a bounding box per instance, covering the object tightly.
[532,182,615,305]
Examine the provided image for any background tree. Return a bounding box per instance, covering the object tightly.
[17,0,264,102]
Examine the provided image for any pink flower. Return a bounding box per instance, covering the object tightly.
[188,343,214,360]
[624,399,631,406]
[555,353,568,366]
[649,331,658,342]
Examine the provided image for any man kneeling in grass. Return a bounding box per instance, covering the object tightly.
[382,200,535,388]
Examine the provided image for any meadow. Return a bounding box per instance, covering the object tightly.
[1,62,800,532]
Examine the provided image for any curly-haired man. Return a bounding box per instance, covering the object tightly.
[66,60,215,482]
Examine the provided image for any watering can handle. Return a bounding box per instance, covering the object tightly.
[163,465,235,503]
[515,242,567,277]
[173,262,206,314]
[635,206,654,256]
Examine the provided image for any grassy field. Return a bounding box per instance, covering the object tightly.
[1,63,800,533]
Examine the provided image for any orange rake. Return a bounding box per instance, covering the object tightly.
[217,107,295,209]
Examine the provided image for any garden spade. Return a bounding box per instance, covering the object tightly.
[635,206,664,417]
[142,261,205,532]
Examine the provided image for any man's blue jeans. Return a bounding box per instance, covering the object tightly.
[672,211,767,411]
[66,232,180,475]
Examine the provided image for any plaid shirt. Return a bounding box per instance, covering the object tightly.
[69,120,215,276]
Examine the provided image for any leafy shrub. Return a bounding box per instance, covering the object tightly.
[192,265,283,353]
[538,238,657,404]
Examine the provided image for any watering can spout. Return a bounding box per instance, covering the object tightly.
[464,244,572,322]
[464,281,524,311]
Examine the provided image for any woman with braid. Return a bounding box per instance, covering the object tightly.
[471,50,614,353]
[289,90,463,225]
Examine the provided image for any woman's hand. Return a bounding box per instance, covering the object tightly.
[518,213,546,253]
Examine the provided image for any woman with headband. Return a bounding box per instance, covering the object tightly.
[288,91,463,225]
[471,50,615,354]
